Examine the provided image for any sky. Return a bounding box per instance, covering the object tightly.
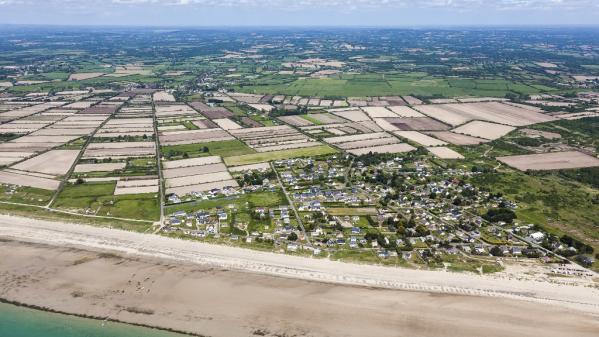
[0,0,598,26]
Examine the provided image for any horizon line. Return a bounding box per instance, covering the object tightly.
[1,23,599,29]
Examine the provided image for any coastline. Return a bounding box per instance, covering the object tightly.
[0,214,597,312]
[0,298,201,337]
[1,214,599,336]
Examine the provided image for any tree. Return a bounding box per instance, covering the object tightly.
[287,232,298,241]
[203,146,209,153]
[483,208,516,224]
[407,214,416,228]
[490,246,504,257]
[415,225,430,237]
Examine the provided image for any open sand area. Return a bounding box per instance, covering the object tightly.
[0,216,598,337]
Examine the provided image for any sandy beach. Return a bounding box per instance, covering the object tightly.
[0,214,598,337]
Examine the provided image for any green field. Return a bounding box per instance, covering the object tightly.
[470,169,599,250]
[224,145,338,166]
[326,207,378,216]
[161,139,256,160]
[0,202,152,232]
[0,185,54,206]
[235,73,552,98]
[300,114,323,125]
[53,182,160,221]
[165,190,287,214]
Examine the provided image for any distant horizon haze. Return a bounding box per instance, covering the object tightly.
[0,0,598,26]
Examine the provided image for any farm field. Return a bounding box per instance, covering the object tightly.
[224,145,338,166]
[161,139,255,160]
[427,146,464,159]
[53,181,159,220]
[394,131,447,147]
[236,74,551,98]
[452,121,516,140]
[497,151,599,171]
[425,131,489,145]
[1,25,599,281]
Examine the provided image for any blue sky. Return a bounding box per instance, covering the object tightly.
[0,0,598,26]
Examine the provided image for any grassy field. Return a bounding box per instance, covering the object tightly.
[470,169,599,250]
[7,73,163,95]
[0,185,54,206]
[161,139,256,160]
[21,71,71,81]
[326,207,378,216]
[235,73,552,98]
[53,182,160,221]
[165,190,287,214]
[0,202,153,231]
[224,145,338,166]
[301,114,323,125]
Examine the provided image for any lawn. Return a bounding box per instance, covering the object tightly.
[161,139,255,160]
[224,145,338,166]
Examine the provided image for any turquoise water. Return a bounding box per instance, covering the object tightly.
[0,302,191,337]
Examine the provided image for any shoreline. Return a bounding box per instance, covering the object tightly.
[0,214,597,314]
[1,234,598,336]
[0,297,202,337]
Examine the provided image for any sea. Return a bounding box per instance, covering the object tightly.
[0,302,190,337]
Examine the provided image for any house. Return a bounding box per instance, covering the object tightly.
[445,247,459,255]
[308,200,321,211]
[196,211,210,224]
[173,210,187,218]
[217,212,228,221]
[168,194,181,204]
[529,232,545,242]
[474,245,486,255]
[511,247,522,256]
[378,250,389,258]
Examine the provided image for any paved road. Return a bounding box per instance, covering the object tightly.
[271,162,312,246]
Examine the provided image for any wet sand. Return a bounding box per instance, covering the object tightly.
[0,239,598,337]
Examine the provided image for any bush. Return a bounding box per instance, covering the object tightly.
[483,208,516,224]
[489,246,504,257]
